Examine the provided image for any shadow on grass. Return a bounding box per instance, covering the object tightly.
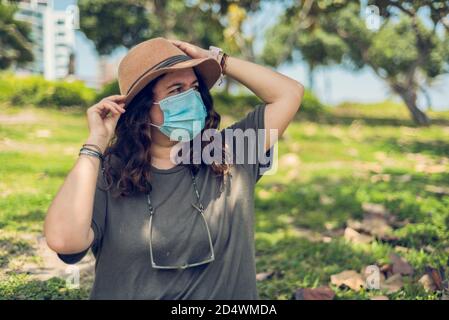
[255,236,388,300]
[256,171,449,248]
[254,170,449,299]
[0,236,35,268]
[372,137,449,158]
[299,113,449,127]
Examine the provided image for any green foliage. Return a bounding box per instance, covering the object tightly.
[93,80,328,124]
[212,90,263,119]
[0,100,448,299]
[297,89,329,120]
[95,79,120,101]
[77,0,262,55]
[0,274,88,300]
[0,1,34,69]
[211,88,327,121]
[78,0,150,55]
[263,1,449,125]
[0,73,95,108]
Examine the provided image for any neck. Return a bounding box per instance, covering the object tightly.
[150,138,181,170]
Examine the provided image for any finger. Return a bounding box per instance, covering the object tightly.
[96,101,120,117]
[167,39,181,46]
[106,100,126,113]
[105,95,126,102]
[103,101,123,115]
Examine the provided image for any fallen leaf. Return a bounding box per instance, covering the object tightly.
[419,274,437,292]
[362,202,390,216]
[425,266,444,291]
[256,271,275,281]
[344,227,374,244]
[397,174,412,183]
[425,185,449,195]
[330,270,365,291]
[380,263,393,278]
[389,253,414,276]
[381,274,403,294]
[370,295,389,300]
[294,286,335,300]
[320,195,335,205]
[361,214,393,238]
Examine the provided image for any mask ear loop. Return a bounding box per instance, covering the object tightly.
[149,101,162,128]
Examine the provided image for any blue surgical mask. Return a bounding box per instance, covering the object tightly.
[150,88,207,141]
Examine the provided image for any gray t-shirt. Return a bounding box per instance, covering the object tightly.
[58,103,274,299]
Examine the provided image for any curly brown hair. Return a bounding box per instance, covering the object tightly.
[101,68,232,198]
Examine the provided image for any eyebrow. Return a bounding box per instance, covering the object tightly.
[167,79,199,90]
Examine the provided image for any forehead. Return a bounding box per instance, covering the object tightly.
[160,68,198,86]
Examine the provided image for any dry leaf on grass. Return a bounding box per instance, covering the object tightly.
[370,295,389,300]
[389,253,414,276]
[425,185,449,195]
[344,227,374,244]
[294,286,335,300]
[419,274,437,292]
[362,202,390,216]
[347,214,393,239]
[330,270,365,291]
[256,271,275,281]
[425,266,445,291]
[381,274,403,294]
[361,214,393,238]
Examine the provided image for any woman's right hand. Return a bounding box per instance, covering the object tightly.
[86,95,126,150]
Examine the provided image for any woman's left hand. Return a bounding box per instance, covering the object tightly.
[167,39,210,60]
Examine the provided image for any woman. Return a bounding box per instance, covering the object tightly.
[44,37,304,299]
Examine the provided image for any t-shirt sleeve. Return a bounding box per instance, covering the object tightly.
[57,169,108,264]
[221,103,274,184]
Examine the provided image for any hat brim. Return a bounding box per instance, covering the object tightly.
[124,57,222,106]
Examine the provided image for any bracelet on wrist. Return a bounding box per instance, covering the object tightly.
[82,143,104,154]
[221,53,229,75]
[79,147,104,161]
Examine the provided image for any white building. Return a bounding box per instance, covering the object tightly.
[14,0,77,80]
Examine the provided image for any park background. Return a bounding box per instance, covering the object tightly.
[0,0,448,299]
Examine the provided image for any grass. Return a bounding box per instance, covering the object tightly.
[0,100,448,300]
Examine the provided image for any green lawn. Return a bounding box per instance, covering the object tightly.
[1,101,448,299]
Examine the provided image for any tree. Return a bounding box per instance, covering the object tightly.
[78,0,265,93]
[0,0,33,70]
[78,0,262,55]
[262,0,449,125]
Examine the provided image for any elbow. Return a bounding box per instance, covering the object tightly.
[295,81,305,101]
[43,215,80,254]
[290,81,305,111]
[45,234,68,254]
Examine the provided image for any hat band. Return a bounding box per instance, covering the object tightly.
[126,55,193,95]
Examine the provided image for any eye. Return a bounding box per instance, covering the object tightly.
[169,87,181,94]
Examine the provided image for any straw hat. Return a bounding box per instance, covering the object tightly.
[117,37,222,106]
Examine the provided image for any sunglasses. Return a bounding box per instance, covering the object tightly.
[147,168,215,270]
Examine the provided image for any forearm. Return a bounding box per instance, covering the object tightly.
[223,55,304,103]
[44,135,107,253]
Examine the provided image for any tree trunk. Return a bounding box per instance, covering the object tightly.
[398,89,430,126]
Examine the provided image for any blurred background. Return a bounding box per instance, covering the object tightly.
[0,0,448,300]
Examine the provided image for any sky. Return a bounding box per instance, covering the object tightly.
[55,0,449,110]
